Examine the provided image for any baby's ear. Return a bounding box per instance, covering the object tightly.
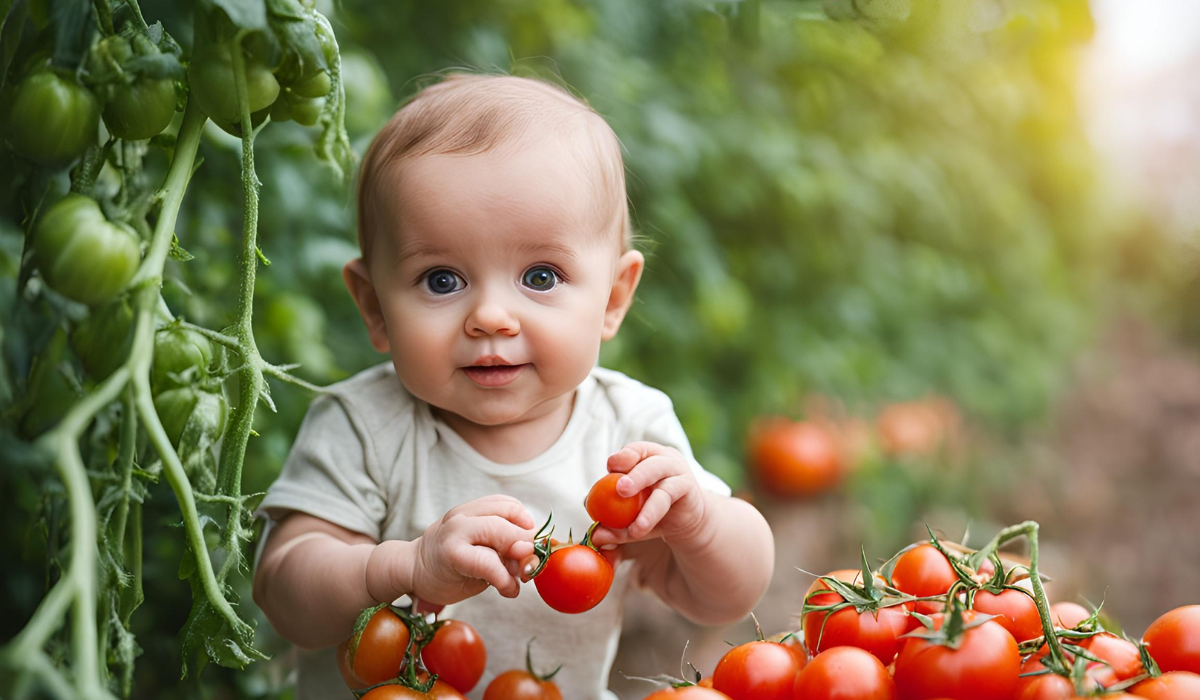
[343,258,391,353]
[602,250,645,341]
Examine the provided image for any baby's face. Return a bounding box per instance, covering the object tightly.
[360,136,639,427]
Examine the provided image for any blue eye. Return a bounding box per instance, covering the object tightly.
[522,266,558,291]
[425,269,464,294]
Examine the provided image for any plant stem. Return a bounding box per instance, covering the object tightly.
[214,30,265,585]
[978,521,1066,666]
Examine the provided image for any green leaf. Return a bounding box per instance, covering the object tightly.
[199,0,267,32]
[178,545,267,677]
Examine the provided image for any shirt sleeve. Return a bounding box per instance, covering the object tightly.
[636,397,733,498]
[253,392,387,541]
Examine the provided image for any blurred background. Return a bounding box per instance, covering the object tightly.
[3,0,1200,697]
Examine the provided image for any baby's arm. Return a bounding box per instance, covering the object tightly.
[253,496,537,649]
[590,442,774,626]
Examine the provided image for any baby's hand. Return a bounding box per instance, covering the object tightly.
[589,441,707,548]
[410,495,537,606]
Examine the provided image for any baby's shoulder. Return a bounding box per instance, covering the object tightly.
[318,361,417,434]
[588,365,675,420]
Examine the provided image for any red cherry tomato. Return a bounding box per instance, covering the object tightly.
[1130,671,1200,699]
[892,611,1021,700]
[1016,673,1074,700]
[585,473,648,529]
[422,619,486,692]
[1050,602,1091,630]
[793,646,897,700]
[534,543,613,614]
[360,686,440,700]
[748,419,844,497]
[1081,632,1143,685]
[803,600,910,666]
[972,588,1043,643]
[337,607,410,689]
[890,544,957,616]
[482,669,564,700]
[1143,605,1200,675]
[712,641,801,700]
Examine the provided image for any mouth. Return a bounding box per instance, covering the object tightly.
[462,363,528,387]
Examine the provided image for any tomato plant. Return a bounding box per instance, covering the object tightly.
[422,619,486,693]
[585,472,648,529]
[31,194,141,306]
[6,70,99,165]
[711,641,801,700]
[892,609,1021,700]
[792,646,896,700]
[747,418,843,497]
[1142,605,1200,675]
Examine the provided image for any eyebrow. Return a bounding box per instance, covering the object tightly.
[397,239,580,264]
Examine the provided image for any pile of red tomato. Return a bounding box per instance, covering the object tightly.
[677,531,1200,700]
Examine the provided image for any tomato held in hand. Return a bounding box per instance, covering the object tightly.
[336,606,410,689]
[6,70,99,165]
[1143,605,1200,675]
[711,641,801,700]
[748,419,843,498]
[793,646,896,700]
[534,542,613,614]
[585,473,648,529]
[1130,671,1200,699]
[972,588,1043,643]
[892,611,1021,700]
[32,194,141,306]
[422,619,486,693]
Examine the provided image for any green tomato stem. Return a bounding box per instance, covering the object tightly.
[214,31,266,585]
[977,521,1065,667]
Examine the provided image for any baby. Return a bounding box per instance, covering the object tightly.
[252,73,775,700]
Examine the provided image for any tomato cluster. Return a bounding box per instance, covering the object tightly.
[337,605,486,698]
[690,528,1200,700]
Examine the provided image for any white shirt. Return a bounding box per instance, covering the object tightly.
[254,362,731,700]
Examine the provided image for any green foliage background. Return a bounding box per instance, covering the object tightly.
[0,0,1144,697]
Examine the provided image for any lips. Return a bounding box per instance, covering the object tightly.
[462,363,527,387]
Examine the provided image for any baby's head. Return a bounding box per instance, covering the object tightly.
[345,74,644,427]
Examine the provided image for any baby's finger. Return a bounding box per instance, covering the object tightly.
[455,496,537,529]
[461,545,522,599]
[588,524,628,549]
[616,453,685,498]
[606,441,668,473]
[467,516,537,554]
[506,539,535,561]
[628,486,675,540]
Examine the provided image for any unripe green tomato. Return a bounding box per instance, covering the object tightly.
[187,41,279,126]
[289,96,324,126]
[269,94,293,123]
[20,364,79,438]
[32,194,141,306]
[104,77,177,140]
[153,386,228,447]
[7,71,100,165]
[152,327,214,392]
[70,298,134,379]
[289,70,331,99]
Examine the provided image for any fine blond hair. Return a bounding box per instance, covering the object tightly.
[355,73,630,263]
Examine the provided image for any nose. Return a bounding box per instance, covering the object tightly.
[465,291,520,337]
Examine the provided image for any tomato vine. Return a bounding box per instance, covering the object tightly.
[0,0,353,696]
